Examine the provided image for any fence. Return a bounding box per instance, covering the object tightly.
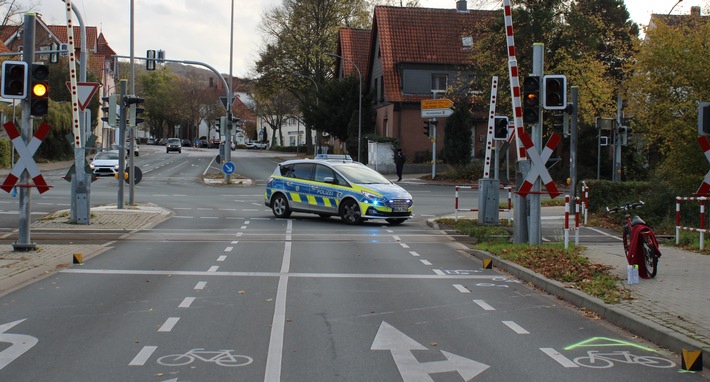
[454,185,512,221]
[675,196,707,250]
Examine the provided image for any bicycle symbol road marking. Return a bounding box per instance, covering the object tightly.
[157,348,253,367]
[573,350,676,369]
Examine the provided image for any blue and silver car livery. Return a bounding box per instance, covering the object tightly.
[264,158,413,225]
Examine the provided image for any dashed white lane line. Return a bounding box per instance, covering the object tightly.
[473,300,495,311]
[194,281,207,290]
[420,259,432,266]
[225,247,234,252]
[129,346,157,366]
[208,266,219,272]
[231,240,239,244]
[433,269,445,275]
[453,284,470,293]
[158,317,180,332]
[179,297,195,308]
[217,256,227,262]
[540,348,579,368]
[409,251,420,257]
[502,321,530,334]
[393,236,401,241]
[399,243,409,249]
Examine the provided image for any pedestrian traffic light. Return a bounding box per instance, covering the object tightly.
[1,61,28,99]
[494,116,508,140]
[423,121,430,137]
[101,94,118,127]
[522,76,540,123]
[543,75,566,110]
[29,64,49,116]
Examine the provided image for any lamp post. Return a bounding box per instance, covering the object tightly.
[293,72,320,154]
[327,53,362,161]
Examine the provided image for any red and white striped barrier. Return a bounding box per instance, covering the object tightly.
[564,195,580,249]
[502,0,525,161]
[676,196,708,250]
[454,185,513,222]
[483,77,499,179]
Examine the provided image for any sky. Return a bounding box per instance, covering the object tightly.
[30,0,708,78]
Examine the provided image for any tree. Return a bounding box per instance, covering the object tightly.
[443,98,473,166]
[625,15,710,193]
[254,89,299,147]
[255,0,371,153]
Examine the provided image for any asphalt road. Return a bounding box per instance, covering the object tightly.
[0,145,702,381]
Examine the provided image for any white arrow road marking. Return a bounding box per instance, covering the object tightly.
[0,319,38,370]
[371,321,489,381]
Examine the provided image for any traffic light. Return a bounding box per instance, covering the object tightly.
[1,61,28,99]
[699,103,710,135]
[494,116,508,140]
[522,76,540,123]
[619,126,631,145]
[101,94,118,127]
[129,103,145,126]
[552,113,565,134]
[423,121,430,136]
[124,95,144,126]
[146,50,156,70]
[543,75,567,110]
[29,64,49,116]
[215,117,222,133]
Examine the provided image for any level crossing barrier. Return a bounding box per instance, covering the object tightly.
[675,196,707,250]
[454,185,512,222]
[580,181,589,225]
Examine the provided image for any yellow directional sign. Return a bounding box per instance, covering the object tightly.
[421,98,453,110]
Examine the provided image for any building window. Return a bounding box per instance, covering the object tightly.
[461,36,473,48]
[432,74,448,92]
[379,76,385,101]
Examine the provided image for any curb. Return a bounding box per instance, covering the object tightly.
[426,218,710,368]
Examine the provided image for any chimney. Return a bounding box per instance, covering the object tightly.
[691,6,701,16]
[456,0,468,13]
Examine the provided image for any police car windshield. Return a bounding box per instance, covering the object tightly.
[334,164,389,184]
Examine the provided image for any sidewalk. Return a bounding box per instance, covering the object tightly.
[429,209,710,369]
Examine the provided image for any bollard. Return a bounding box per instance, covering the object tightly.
[681,349,703,371]
[73,253,83,265]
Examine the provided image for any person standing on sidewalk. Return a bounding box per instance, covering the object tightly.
[394,149,406,182]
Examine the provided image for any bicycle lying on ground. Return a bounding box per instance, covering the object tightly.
[607,201,662,278]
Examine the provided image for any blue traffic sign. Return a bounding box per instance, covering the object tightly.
[222,161,236,175]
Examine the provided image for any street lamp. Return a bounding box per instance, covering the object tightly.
[327,53,362,162]
[293,72,321,154]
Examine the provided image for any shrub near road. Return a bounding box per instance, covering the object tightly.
[437,218,632,304]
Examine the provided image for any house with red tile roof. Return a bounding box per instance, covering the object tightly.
[333,1,497,163]
[1,16,118,146]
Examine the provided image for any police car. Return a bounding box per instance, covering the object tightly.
[264,156,413,225]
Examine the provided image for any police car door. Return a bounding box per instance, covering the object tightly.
[288,163,315,212]
[310,164,340,215]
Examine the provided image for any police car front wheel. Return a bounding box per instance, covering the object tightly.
[386,218,406,225]
[340,200,363,225]
[271,194,292,218]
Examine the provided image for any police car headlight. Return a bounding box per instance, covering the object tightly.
[361,191,385,205]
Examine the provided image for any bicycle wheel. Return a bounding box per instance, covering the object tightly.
[573,356,614,368]
[215,354,253,367]
[634,355,676,368]
[157,354,195,366]
[642,239,658,278]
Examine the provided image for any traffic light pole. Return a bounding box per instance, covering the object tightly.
[527,44,544,246]
[13,14,37,251]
